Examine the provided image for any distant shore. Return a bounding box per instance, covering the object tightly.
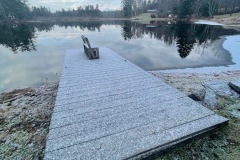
[1,12,240,28]
[0,17,130,24]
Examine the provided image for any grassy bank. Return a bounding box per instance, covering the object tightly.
[0,84,58,159]
[156,97,240,160]
[153,71,240,159]
[210,12,240,31]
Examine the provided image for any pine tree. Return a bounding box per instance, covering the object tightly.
[177,0,194,18]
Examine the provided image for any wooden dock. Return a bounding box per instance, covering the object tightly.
[44,48,228,160]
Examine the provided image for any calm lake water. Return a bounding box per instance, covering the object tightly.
[0,21,240,91]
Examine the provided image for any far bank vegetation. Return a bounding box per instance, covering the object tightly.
[1,0,240,22]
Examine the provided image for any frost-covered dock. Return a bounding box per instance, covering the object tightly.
[44,48,228,160]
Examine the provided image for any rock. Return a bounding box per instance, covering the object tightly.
[203,80,239,98]
[188,94,202,101]
[203,80,240,108]
[189,88,206,101]
[204,88,217,108]
[229,81,240,93]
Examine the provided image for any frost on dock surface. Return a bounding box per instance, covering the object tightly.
[44,48,228,160]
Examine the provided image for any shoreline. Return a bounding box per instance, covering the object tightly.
[1,15,240,31]
[1,70,240,159]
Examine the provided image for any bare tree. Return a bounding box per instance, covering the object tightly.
[194,0,204,17]
[133,0,137,16]
[205,0,217,17]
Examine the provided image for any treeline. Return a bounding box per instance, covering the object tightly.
[1,0,240,21]
[0,1,121,20]
[32,5,123,19]
[53,5,101,18]
[121,0,240,18]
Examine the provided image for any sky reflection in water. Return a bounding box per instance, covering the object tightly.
[0,21,239,91]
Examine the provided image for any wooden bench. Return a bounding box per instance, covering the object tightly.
[81,35,99,59]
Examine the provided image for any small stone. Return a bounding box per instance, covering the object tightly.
[188,94,202,101]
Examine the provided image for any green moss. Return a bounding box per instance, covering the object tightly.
[10,131,31,144]
[216,96,236,109]
[0,131,32,159]
[0,143,33,160]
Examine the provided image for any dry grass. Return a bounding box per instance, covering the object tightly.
[212,12,240,26]
[214,12,240,19]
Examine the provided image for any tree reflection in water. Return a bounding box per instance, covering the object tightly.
[0,21,239,57]
[121,21,240,58]
[121,21,133,40]
[0,24,36,53]
[175,22,196,58]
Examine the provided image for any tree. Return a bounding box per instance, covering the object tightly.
[229,0,240,16]
[204,0,217,18]
[177,0,194,19]
[122,0,134,18]
[94,4,101,17]
[0,0,31,20]
[31,6,52,17]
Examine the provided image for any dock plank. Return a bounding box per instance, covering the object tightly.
[44,48,228,160]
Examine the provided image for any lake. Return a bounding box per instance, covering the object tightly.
[0,20,240,91]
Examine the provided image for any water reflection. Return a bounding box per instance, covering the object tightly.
[120,21,239,59]
[1,21,239,56]
[0,24,36,53]
[122,21,134,40]
[0,21,240,91]
[175,22,196,58]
